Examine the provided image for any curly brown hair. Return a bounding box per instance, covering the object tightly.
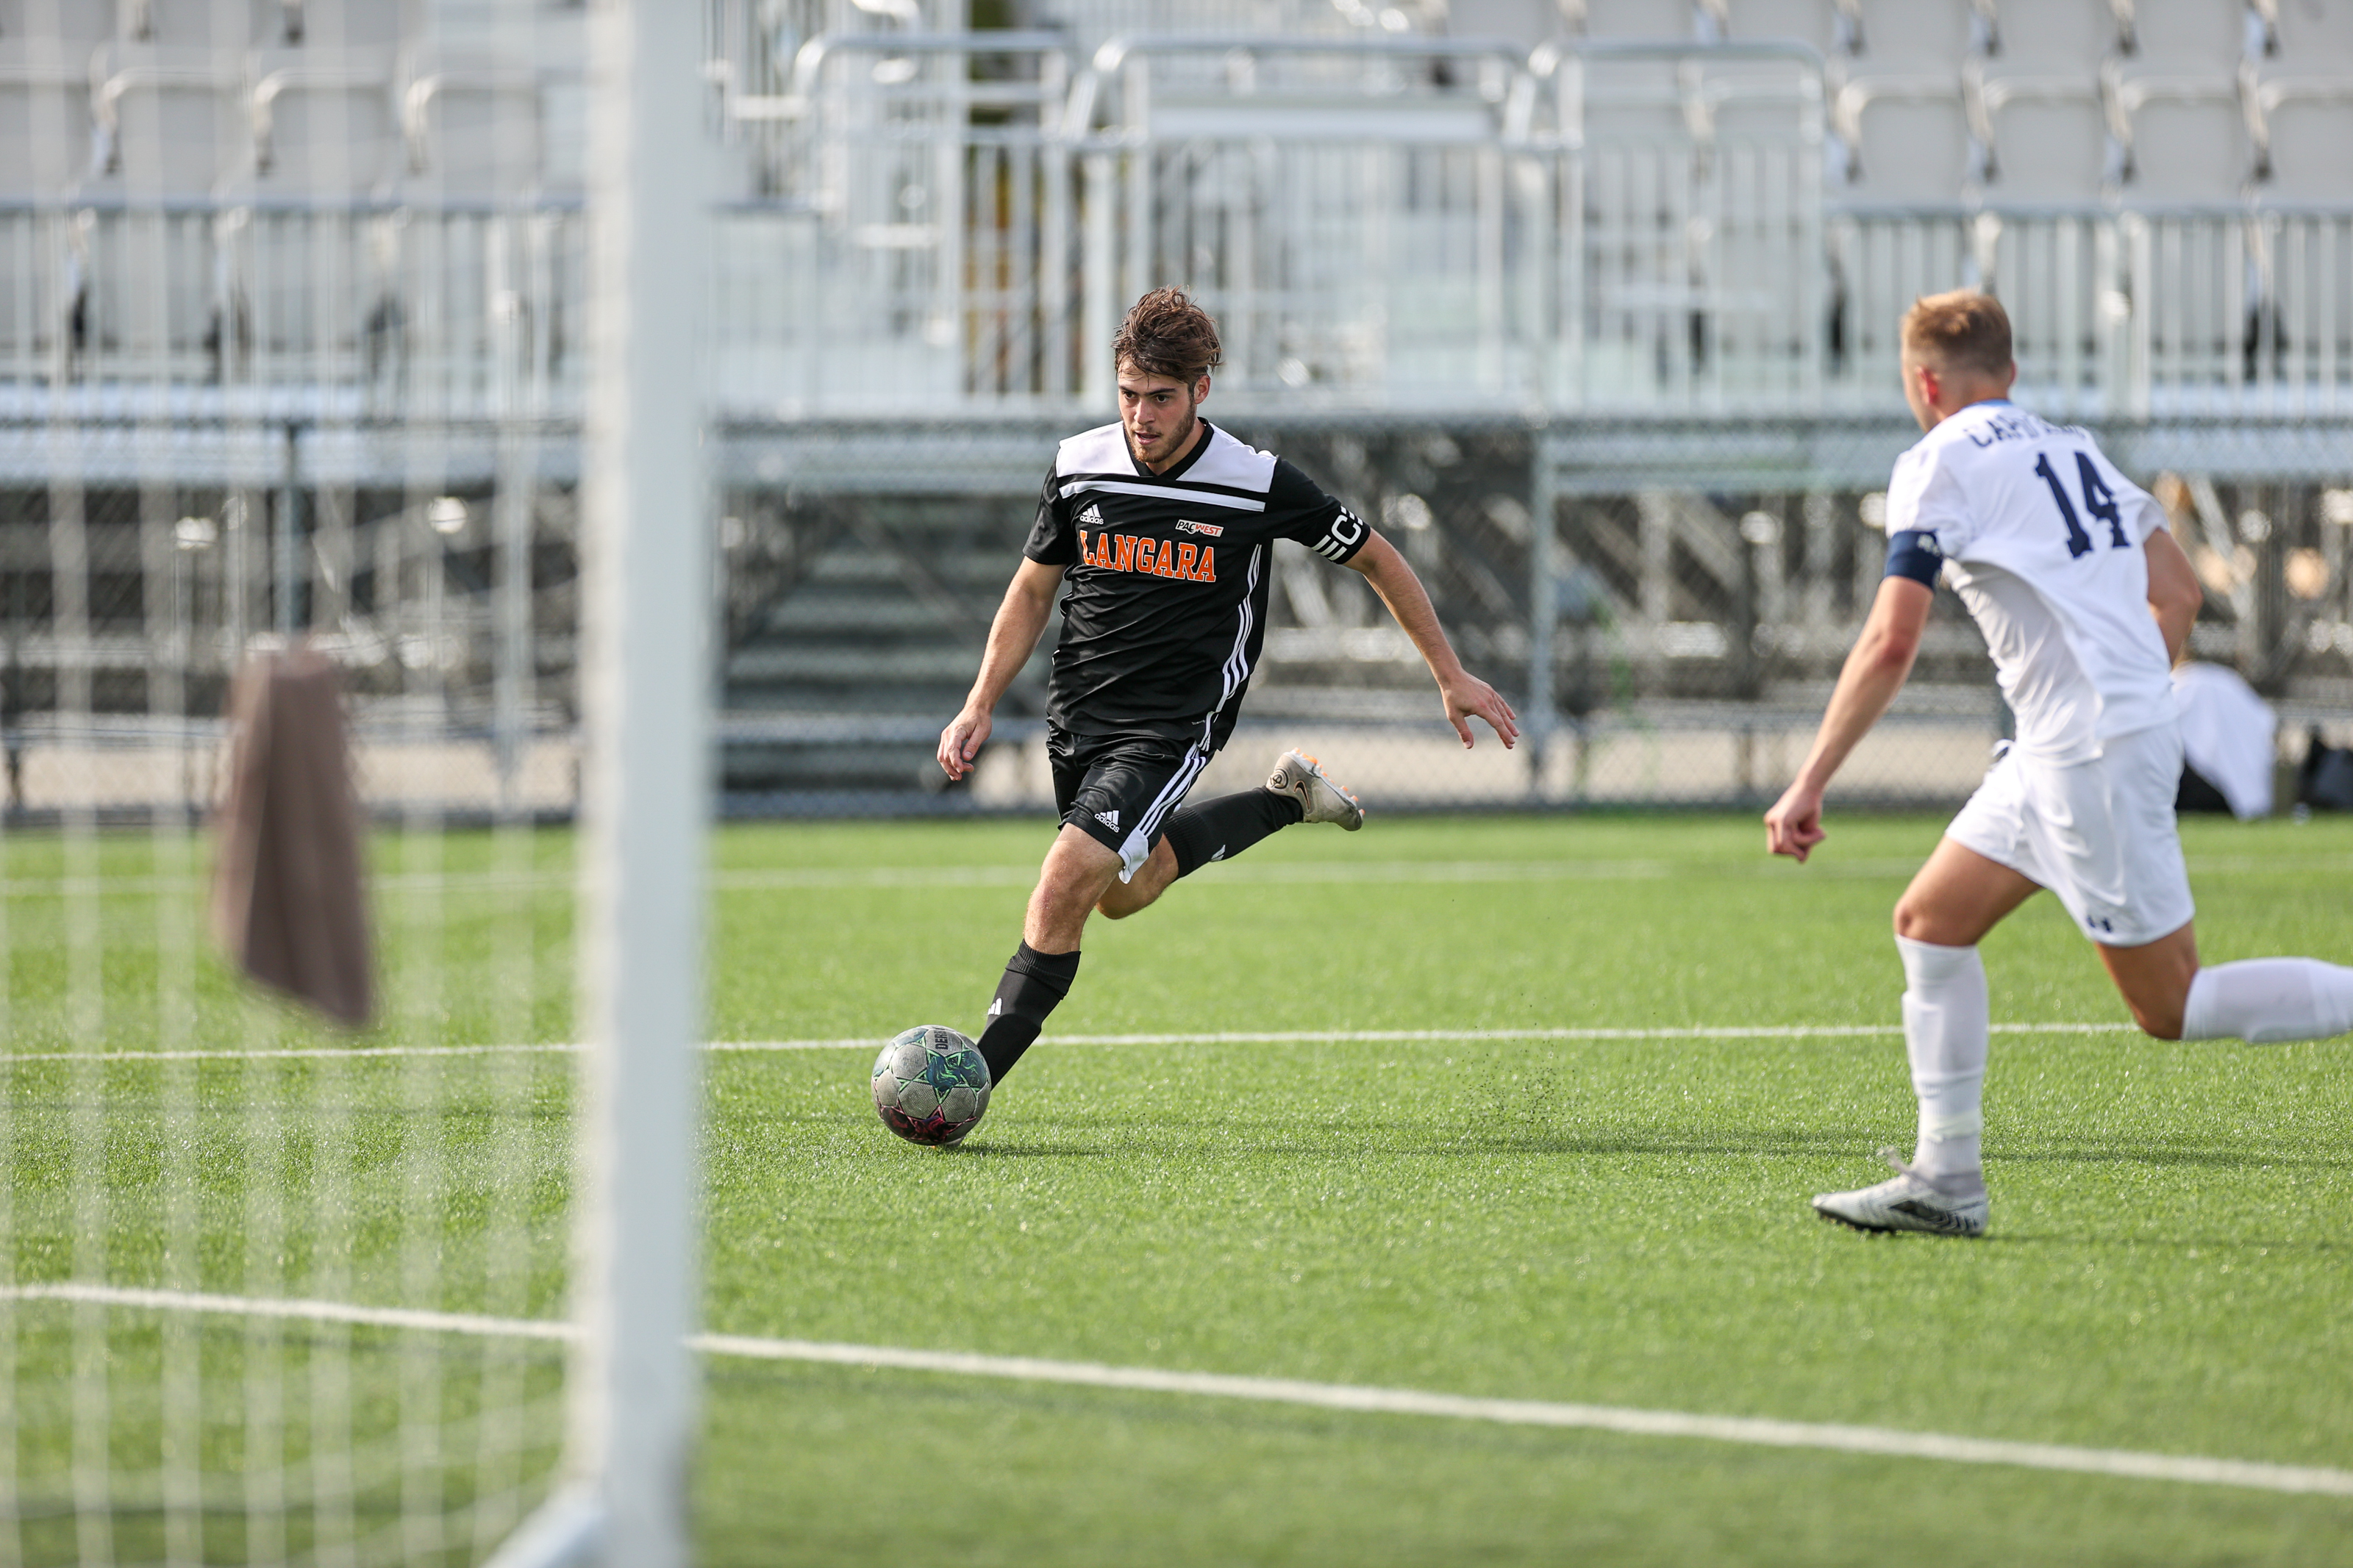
[1901,289,2013,377]
[1112,287,1223,383]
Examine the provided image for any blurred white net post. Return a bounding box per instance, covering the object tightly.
[510,0,713,1560]
[0,0,707,1560]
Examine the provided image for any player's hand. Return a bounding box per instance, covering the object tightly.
[1763,782,1827,862]
[937,704,992,782]
[1438,669,1518,750]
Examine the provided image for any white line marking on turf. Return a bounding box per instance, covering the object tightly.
[5,1282,2346,1499]
[1,1282,577,1343]
[701,853,2353,891]
[0,851,2341,900]
[0,1043,588,1064]
[713,1022,2140,1050]
[0,1021,2141,1063]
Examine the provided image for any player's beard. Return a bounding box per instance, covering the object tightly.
[1129,402,1197,469]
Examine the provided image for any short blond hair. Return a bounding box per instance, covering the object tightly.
[1901,289,2013,378]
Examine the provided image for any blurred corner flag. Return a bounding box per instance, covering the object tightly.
[210,646,375,1028]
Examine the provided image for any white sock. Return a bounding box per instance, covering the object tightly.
[2179,958,2353,1045]
[1896,936,1989,1186]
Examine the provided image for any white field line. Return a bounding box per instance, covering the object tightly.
[5,1281,2347,1499]
[0,1021,2141,1064]
[0,851,2342,900]
[0,1043,589,1064]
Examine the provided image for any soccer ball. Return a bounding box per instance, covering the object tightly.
[871,1025,992,1146]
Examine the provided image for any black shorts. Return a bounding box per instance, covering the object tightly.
[1049,728,1213,881]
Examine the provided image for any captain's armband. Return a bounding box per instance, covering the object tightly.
[1883,529,1946,588]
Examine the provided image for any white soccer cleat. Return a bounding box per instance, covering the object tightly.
[1812,1149,1989,1238]
[1268,750,1363,831]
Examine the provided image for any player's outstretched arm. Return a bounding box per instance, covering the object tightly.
[2143,526,2203,667]
[1345,529,1518,749]
[938,558,1065,781]
[1764,576,1932,862]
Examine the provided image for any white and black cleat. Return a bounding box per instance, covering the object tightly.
[1268,749,1364,831]
[1812,1149,1989,1238]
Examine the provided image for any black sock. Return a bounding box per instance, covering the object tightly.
[974,942,1082,1083]
[1160,788,1305,878]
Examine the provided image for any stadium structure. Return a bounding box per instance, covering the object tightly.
[2,0,2349,818]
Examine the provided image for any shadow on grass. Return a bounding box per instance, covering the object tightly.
[1996,1143,2353,1173]
[1981,1231,2345,1254]
[946,1142,1113,1159]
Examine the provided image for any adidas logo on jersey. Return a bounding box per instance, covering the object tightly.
[986,998,1003,1017]
[1078,503,1104,528]
[1095,809,1120,831]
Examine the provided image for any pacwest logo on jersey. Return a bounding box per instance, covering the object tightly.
[1077,527,1218,583]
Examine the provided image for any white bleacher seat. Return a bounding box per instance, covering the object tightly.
[401,64,546,196]
[90,44,248,194]
[1844,0,1986,67]
[1571,0,1704,37]
[0,47,90,194]
[1718,0,1850,52]
[1692,49,1823,142]
[2264,0,2353,65]
[276,0,406,50]
[129,0,276,48]
[1984,0,2123,68]
[247,53,398,190]
[1571,51,1697,144]
[0,0,117,50]
[539,74,582,194]
[1831,74,1971,203]
[1970,71,2110,200]
[2102,65,2249,199]
[2250,74,2353,201]
[2112,0,2248,66]
[1446,0,1563,47]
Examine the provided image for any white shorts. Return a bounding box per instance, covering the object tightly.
[1944,722,2196,948]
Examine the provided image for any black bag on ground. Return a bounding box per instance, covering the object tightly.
[2299,728,2353,812]
[2176,764,2235,815]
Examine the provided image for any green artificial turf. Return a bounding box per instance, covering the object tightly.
[7,812,2353,1564]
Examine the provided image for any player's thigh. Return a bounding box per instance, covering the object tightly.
[2095,920,2201,1039]
[1893,836,2043,947]
[2021,725,2197,948]
[1030,825,1122,920]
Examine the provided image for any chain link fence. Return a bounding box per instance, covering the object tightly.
[0,447,577,825]
[0,413,2343,821]
[713,416,2353,817]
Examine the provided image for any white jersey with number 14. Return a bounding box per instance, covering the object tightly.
[1884,400,2176,765]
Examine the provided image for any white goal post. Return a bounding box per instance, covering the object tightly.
[488,0,711,1563]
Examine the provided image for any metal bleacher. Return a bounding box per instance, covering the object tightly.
[3,0,2350,814]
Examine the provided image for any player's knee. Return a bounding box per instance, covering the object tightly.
[1891,899,1929,942]
[1096,880,1159,920]
[2132,1001,2186,1041]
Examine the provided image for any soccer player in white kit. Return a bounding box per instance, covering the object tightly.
[1764,290,2353,1237]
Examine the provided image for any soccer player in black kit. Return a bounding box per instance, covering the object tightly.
[936,288,1520,1098]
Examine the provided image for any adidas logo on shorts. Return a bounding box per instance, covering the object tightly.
[1095,809,1120,830]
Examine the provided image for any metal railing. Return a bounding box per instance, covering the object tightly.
[2,35,2349,422]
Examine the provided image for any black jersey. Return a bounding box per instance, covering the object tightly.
[1024,420,1370,748]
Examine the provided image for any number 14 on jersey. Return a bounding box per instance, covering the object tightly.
[2032,451,2129,558]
